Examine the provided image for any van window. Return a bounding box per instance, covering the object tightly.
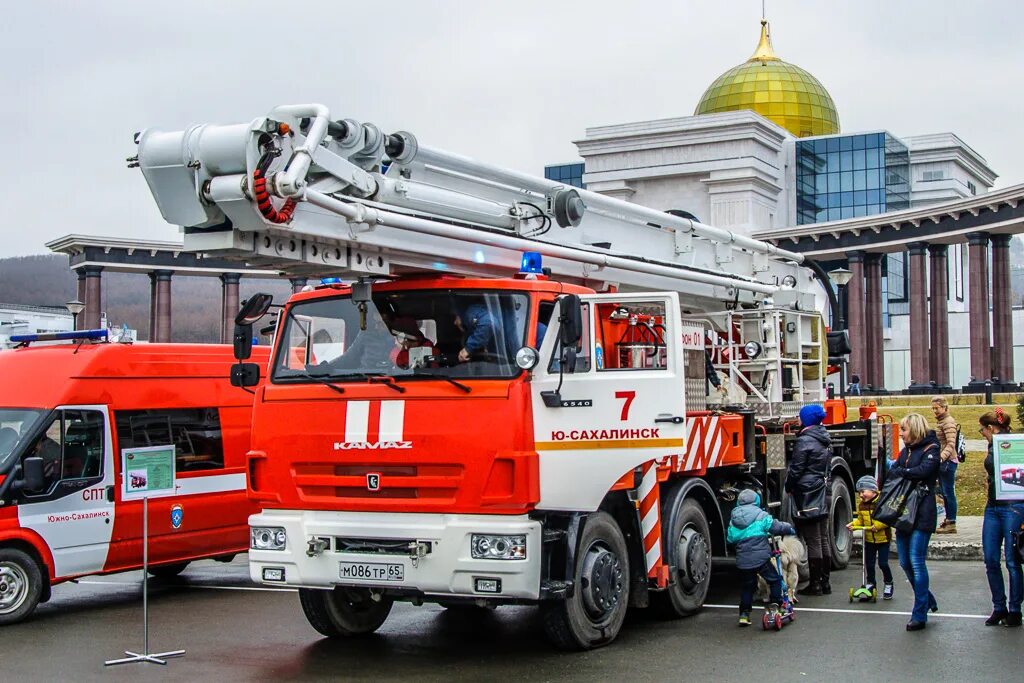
[22,409,105,495]
[115,409,224,473]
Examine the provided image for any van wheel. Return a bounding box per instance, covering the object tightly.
[829,478,853,570]
[148,562,190,579]
[652,498,712,617]
[540,512,629,650]
[299,587,393,637]
[0,548,44,626]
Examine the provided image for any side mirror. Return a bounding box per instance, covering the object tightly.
[235,293,274,326]
[230,362,261,388]
[22,456,45,492]
[558,294,582,348]
[233,322,254,361]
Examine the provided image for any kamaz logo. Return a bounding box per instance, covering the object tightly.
[333,441,413,450]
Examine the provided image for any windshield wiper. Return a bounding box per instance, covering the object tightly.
[402,371,471,394]
[310,370,406,393]
[300,368,347,395]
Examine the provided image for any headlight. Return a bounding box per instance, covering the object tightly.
[471,534,527,560]
[251,526,287,551]
[744,341,762,359]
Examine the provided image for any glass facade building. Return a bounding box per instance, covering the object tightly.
[544,162,585,189]
[795,132,910,225]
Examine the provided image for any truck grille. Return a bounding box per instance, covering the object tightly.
[292,462,464,505]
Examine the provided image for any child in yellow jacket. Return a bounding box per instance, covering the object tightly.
[847,475,894,600]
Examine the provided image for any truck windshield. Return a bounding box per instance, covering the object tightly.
[272,290,530,382]
[0,408,47,472]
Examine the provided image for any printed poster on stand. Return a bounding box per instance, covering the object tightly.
[121,444,176,500]
[993,433,1024,501]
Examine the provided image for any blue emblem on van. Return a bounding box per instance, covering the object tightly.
[170,504,184,529]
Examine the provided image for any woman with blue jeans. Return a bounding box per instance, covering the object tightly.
[979,408,1024,627]
[888,413,940,631]
[932,397,959,534]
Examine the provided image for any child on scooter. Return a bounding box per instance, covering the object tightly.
[848,475,894,600]
[728,489,798,626]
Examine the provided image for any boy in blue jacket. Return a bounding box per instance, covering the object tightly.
[728,489,797,626]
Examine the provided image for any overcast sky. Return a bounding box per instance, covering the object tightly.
[1,0,1021,257]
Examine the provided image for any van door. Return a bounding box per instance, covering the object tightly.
[16,406,115,579]
[530,292,687,511]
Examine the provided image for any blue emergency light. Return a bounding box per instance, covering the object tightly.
[9,329,108,344]
[319,277,343,285]
[520,251,544,275]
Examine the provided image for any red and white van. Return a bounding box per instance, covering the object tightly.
[0,338,269,624]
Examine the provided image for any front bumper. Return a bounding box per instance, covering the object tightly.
[249,510,543,600]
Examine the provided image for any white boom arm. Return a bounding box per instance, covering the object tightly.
[133,103,825,313]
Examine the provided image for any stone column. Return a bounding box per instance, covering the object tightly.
[148,272,158,341]
[966,232,991,382]
[82,266,103,330]
[864,253,884,390]
[908,243,929,388]
[220,273,242,344]
[928,244,950,387]
[846,251,866,387]
[990,235,1014,383]
[290,277,308,294]
[76,270,87,330]
[152,270,174,343]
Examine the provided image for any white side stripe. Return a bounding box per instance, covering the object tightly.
[345,401,370,443]
[645,544,661,570]
[378,401,405,442]
[174,473,246,496]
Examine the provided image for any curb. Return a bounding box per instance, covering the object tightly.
[852,539,982,562]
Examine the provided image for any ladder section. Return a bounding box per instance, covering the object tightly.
[134,103,826,314]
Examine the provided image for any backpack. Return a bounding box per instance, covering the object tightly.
[954,425,967,463]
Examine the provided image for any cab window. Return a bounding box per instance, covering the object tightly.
[23,409,105,494]
[115,408,224,472]
[595,301,668,371]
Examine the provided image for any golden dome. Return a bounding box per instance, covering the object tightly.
[695,20,839,138]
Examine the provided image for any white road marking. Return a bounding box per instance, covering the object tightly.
[704,603,987,620]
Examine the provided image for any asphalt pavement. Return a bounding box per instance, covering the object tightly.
[0,556,1019,682]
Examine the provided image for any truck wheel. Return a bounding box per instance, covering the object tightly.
[829,478,853,570]
[652,498,712,618]
[0,548,44,626]
[148,562,190,579]
[541,512,630,650]
[299,587,393,637]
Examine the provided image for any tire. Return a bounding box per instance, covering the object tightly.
[651,497,712,618]
[540,512,630,650]
[148,562,190,579]
[299,587,393,638]
[828,478,853,570]
[0,548,44,626]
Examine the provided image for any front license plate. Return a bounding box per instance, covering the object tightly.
[339,561,404,582]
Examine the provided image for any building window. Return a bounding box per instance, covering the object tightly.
[953,243,965,302]
[795,132,909,224]
[115,408,224,472]
[967,180,977,195]
[922,170,945,181]
[544,162,585,189]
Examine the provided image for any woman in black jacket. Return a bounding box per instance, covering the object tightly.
[888,412,941,631]
[786,404,833,595]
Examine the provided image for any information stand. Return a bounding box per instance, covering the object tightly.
[993,434,1024,501]
[105,445,185,667]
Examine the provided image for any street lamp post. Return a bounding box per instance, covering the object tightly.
[828,267,853,399]
[65,299,85,331]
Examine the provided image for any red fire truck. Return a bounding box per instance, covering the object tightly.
[0,333,269,625]
[134,103,890,649]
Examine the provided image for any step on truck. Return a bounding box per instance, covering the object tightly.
[0,332,269,624]
[133,103,889,649]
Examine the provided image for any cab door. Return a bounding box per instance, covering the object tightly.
[530,292,687,511]
[16,406,115,579]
